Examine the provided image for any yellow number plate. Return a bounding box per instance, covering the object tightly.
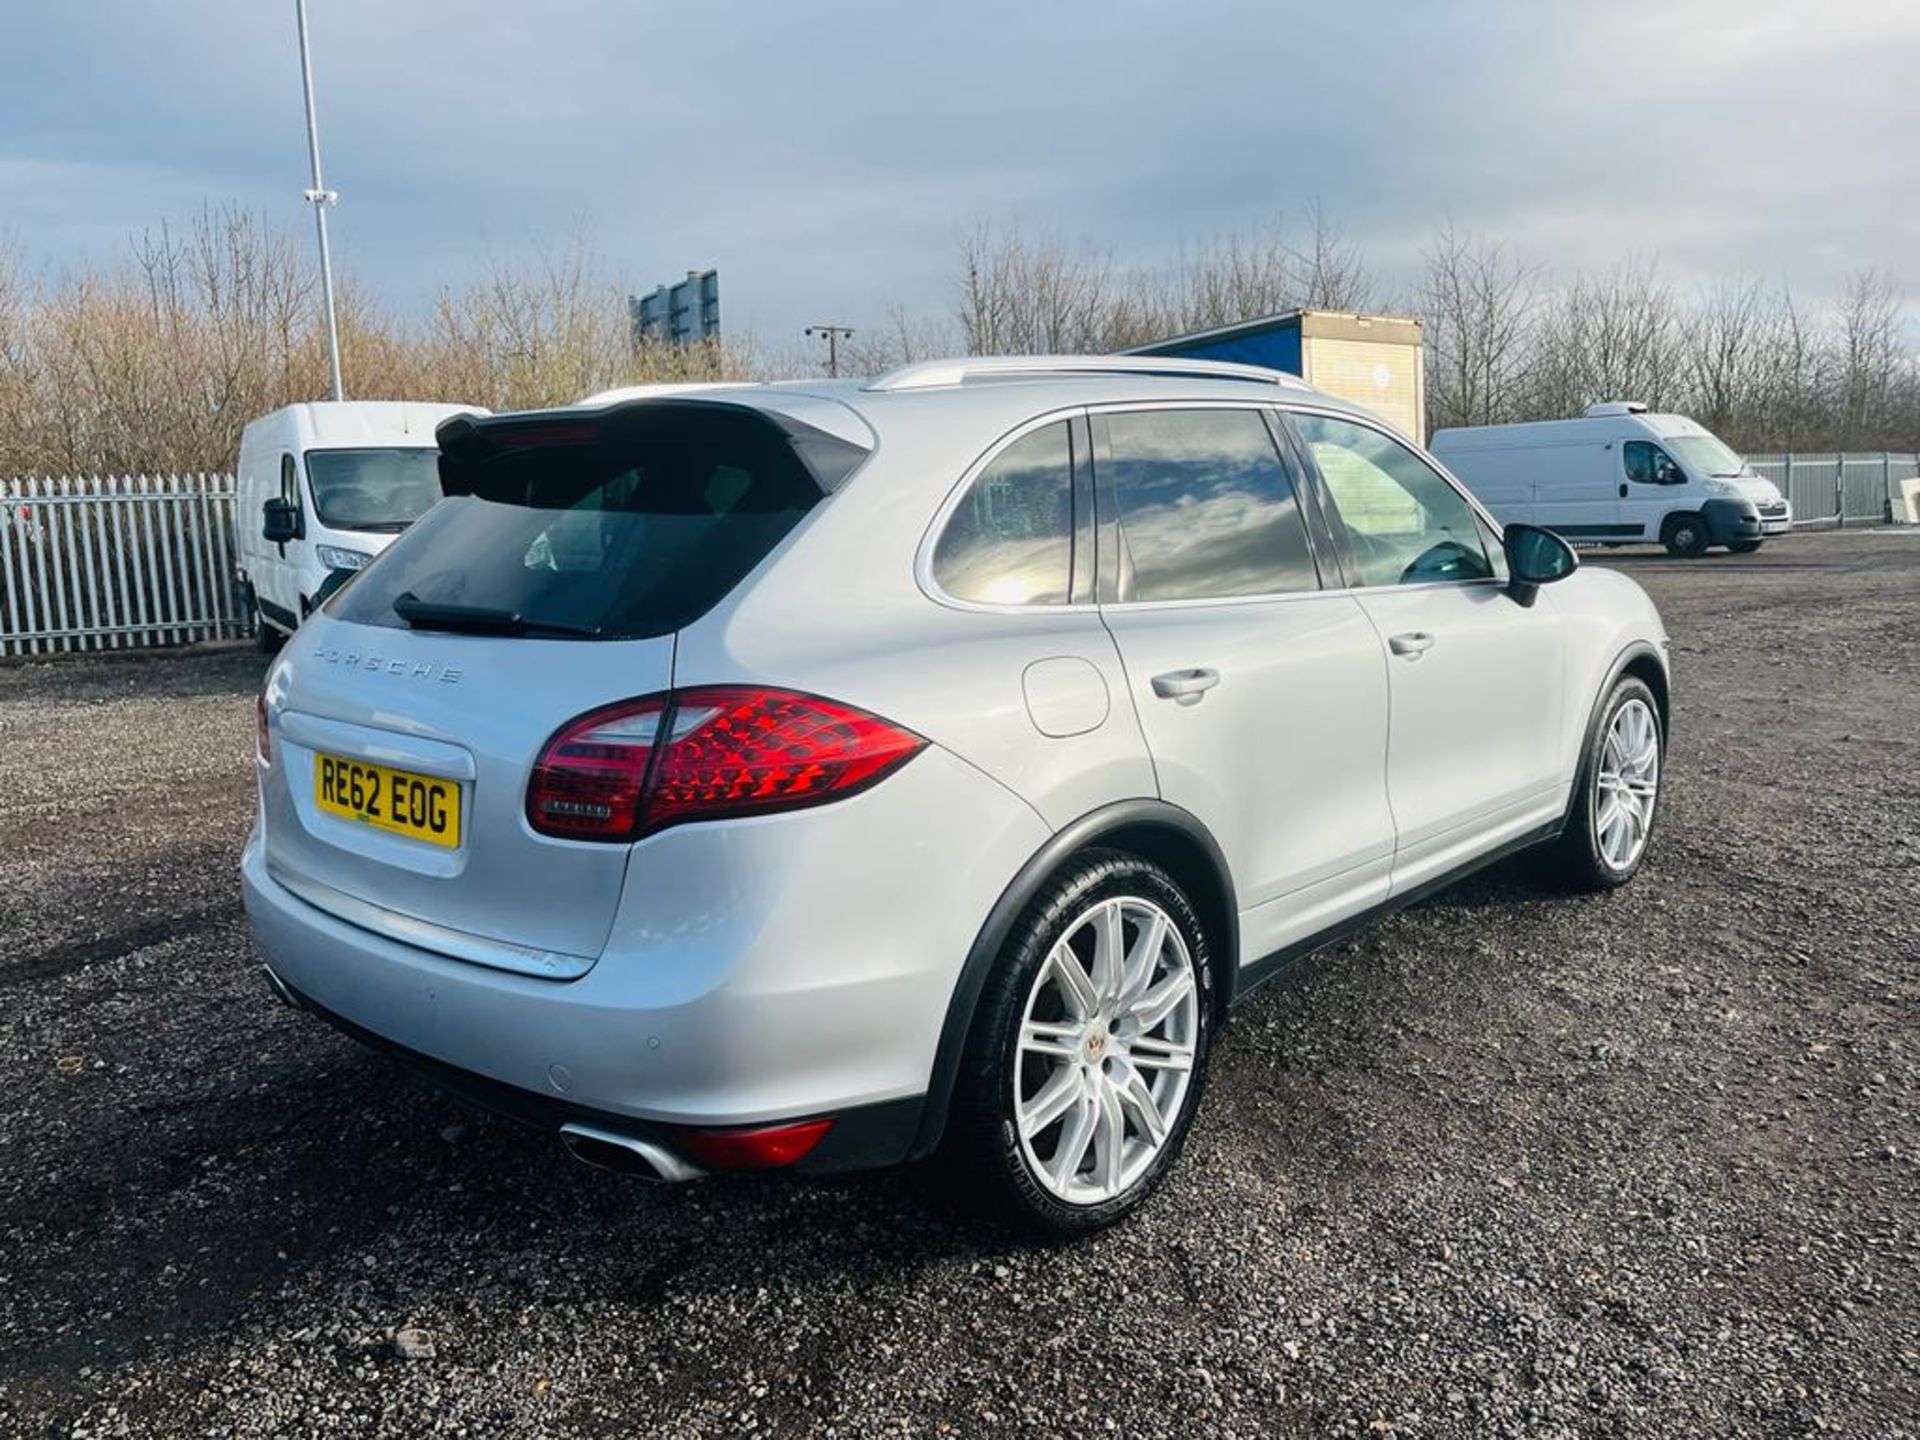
[314,753,461,848]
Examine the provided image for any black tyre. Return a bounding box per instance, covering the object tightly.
[1545,676,1664,892]
[945,850,1214,1237]
[1726,539,1763,554]
[249,589,283,654]
[1661,513,1710,557]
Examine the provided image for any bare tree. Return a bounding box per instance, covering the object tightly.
[1419,221,1536,429]
[1833,268,1905,448]
[1290,202,1372,311]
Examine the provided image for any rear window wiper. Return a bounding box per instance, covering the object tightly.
[392,591,602,638]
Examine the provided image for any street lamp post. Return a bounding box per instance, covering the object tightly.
[805,324,855,379]
[295,0,345,401]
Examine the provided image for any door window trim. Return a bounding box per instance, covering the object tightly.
[1622,438,1683,486]
[915,406,1093,615]
[1088,401,1331,609]
[1276,404,1510,596]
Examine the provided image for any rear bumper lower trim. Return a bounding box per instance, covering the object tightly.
[278,973,925,1173]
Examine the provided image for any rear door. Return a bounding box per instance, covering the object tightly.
[1093,405,1397,963]
[1286,410,1565,895]
[259,400,837,968]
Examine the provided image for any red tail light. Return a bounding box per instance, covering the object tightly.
[526,688,923,841]
[526,697,667,839]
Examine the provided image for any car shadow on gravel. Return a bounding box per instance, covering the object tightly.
[1,1013,1020,1384]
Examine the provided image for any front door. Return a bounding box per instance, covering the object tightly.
[1286,411,1567,895]
[1092,406,1398,966]
[257,451,304,627]
[1621,438,1688,541]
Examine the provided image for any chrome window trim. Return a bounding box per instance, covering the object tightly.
[915,405,1097,616]
[916,395,1518,618]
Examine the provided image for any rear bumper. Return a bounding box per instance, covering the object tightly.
[267,969,924,1172]
[241,743,1049,1167]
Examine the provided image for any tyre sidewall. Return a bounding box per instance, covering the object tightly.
[1663,514,1708,556]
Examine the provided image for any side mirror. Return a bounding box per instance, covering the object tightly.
[263,497,301,545]
[1502,523,1578,608]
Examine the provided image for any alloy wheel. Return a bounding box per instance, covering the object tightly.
[1594,697,1660,871]
[1012,896,1200,1206]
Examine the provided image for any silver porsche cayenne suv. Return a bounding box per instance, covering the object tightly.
[243,356,1670,1235]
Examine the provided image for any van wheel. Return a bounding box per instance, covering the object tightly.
[945,850,1214,1237]
[1661,514,1709,557]
[1727,540,1763,554]
[251,595,283,654]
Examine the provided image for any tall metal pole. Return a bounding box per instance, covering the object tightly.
[295,0,345,401]
[806,324,854,379]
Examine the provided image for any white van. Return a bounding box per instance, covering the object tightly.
[235,401,485,643]
[1431,403,1791,556]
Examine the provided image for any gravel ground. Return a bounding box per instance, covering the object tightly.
[1,531,1915,1439]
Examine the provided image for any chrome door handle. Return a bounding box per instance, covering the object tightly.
[1151,668,1221,705]
[1388,632,1435,659]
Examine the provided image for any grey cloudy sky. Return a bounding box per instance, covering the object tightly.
[3,0,1915,344]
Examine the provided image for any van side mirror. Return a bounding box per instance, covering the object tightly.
[1503,523,1578,608]
[263,497,302,545]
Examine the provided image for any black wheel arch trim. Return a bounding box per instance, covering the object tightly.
[907,797,1238,1160]
[1578,640,1670,774]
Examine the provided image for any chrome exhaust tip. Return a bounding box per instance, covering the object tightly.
[260,964,303,1011]
[559,1123,704,1184]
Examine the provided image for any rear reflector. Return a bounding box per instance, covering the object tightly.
[527,687,923,842]
[674,1117,834,1171]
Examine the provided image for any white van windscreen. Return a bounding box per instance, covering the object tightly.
[307,448,443,531]
[1664,434,1749,479]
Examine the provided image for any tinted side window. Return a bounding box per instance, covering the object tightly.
[1623,440,1680,485]
[1104,409,1317,602]
[932,423,1073,606]
[1294,413,1494,588]
[279,453,300,507]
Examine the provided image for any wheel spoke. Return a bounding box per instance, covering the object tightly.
[1019,1064,1085,1139]
[1117,911,1167,1010]
[1045,942,1099,1020]
[1127,966,1195,1033]
[1046,1089,1097,1189]
[1019,1018,1081,1062]
[1129,1033,1195,1073]
[1090,900,1125,1003]
[1092,1077,1127,1194]
[1112,1059,1168,1145]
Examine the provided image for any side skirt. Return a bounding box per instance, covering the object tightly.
[1226,818,1563,1006]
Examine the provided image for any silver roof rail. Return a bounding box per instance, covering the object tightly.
[863,355,1306,393]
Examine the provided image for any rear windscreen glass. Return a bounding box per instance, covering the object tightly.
[327,407,824,639]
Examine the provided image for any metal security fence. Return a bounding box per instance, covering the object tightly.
[0,474,247,657]
[1744,453,1920,529]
